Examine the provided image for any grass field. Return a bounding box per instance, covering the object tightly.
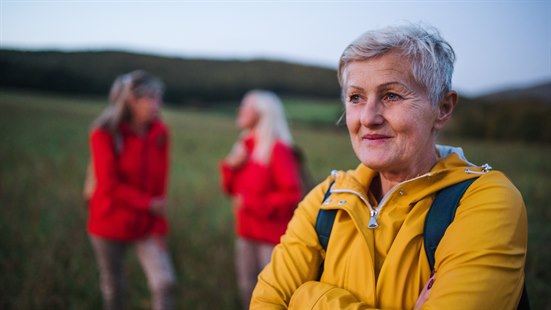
[0,88,549,309]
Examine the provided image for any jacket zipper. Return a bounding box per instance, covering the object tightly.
[330,172,435,229]
[330,188,380,228]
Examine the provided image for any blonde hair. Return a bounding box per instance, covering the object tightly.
[244,90,293,164]
[92,70,164,133]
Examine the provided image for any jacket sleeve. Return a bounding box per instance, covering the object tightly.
[91,129,152,210]
[150,127,170,235]
[240,143,302,219]
[158,129,170,197]
[421,171,528,309]
[288,282,374,309]
[251,178,375,309]
[219,161,236,195]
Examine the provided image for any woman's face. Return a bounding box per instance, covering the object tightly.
[236,96,260,130]
[128,94,162,126]
[343,51,444,176]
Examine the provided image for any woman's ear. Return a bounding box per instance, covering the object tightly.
[434,91,458,131]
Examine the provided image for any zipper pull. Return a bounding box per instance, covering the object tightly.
[368,210,379,229]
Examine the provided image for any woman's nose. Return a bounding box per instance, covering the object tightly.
[359,98,384,127]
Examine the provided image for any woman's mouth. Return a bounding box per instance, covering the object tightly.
[363,134,390,140]
[362,134,391,144]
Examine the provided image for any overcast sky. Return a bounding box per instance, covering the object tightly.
[2,0,550,96]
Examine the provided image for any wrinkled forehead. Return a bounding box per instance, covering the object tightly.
[341,52,417,88]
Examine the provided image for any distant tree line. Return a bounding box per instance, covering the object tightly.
[450,98,551,143]
[1,49,549,143]
[0,49,341,104]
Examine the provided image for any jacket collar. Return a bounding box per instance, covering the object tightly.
[329,152,489,208]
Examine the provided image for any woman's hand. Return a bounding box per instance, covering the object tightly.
[414,272,435,310]
[232,195,243,214]
[149,197,167,217]
[224,142,248,169]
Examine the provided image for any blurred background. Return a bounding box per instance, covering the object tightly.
[1,1,550,309]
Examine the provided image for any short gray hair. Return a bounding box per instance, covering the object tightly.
[338,23,455,106]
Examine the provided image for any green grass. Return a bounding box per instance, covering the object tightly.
[283,97,344,126]
[0,89,549,309]
[196,96,344,128]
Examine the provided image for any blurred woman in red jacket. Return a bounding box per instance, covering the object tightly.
[220,90,303,309]
[87,70,176,310]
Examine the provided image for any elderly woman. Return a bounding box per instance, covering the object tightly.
[250,24,527,309]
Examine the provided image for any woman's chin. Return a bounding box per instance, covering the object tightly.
[355,149,391,170]
[359,158,389,171]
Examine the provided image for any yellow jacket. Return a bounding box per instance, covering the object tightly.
[251,153,527,309]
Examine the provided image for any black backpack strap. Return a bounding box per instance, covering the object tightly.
[517,282,530,309]
[315,181,336,251]
[314,181,335,279]
[424,178,477,272]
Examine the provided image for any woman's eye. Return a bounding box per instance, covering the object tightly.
[348,94,361,104]
[383,93,402,102]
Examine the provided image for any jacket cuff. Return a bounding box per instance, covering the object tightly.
[289,281,364,309]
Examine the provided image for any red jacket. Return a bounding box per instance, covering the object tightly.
[220,136,302,245]
[87,120,169,241]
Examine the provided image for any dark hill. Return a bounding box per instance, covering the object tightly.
[1,48,549,142]
[0,49,340,104]
[451,82,551,143]
[477,81,551,104]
